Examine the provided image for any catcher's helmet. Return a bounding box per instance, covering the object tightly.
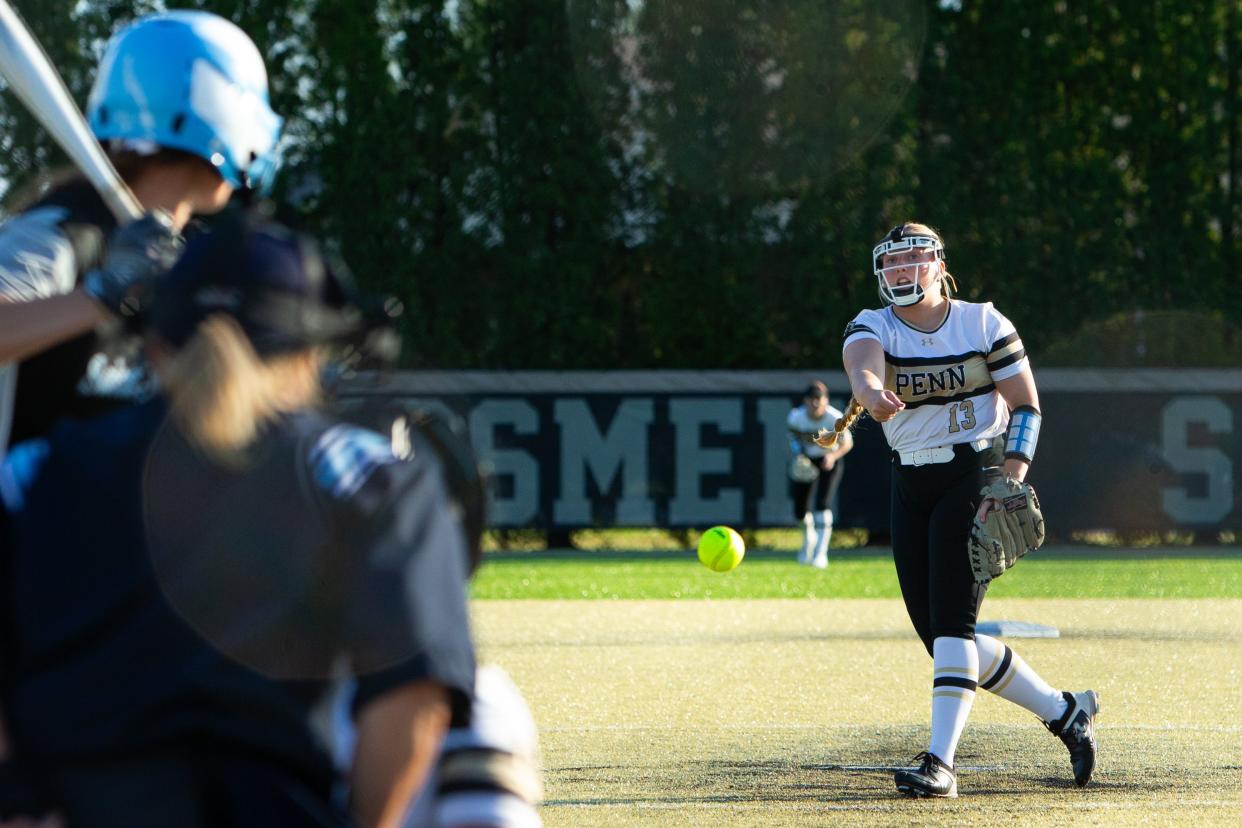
[872,223,945,307]
[150,209,398,362]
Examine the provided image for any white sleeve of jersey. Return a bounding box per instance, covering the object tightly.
[842,308,884,350]
[982,303,1029,382]
[0,208,80,459]
[0,208,78,302]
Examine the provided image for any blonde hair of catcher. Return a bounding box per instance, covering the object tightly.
[814,398,865,449]
[156,315,322,467]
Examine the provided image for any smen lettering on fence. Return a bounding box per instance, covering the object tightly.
[346,371,1242,532]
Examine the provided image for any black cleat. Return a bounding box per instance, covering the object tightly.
[1045,689,1099,787]
[894,751,958,798]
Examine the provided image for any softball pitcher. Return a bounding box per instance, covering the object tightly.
[818,223,1098,798]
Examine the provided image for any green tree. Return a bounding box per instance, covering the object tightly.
[1,1,1238,369]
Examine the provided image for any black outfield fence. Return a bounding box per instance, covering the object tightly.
[342,370,1242,534]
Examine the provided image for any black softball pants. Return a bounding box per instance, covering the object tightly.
[890,443,988,656]
[792,461,844,521]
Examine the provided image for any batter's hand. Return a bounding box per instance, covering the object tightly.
[82,211,183,318]
[862,388,905,422]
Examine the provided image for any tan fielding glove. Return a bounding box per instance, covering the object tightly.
[967,472,1046,585]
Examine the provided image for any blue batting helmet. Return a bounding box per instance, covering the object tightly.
[86,11,283,192]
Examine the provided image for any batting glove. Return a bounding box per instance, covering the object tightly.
[82,210,183,318]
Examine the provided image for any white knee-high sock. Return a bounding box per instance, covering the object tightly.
[799,513,816,563]
[812,510,832,563]
[975,634,1068,723]
[928,636,978,766]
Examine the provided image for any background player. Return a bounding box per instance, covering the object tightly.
[0,215,473,826]
[817,222,1098,797]
[786,380,852,567]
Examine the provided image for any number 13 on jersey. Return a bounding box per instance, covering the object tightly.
[947,399,976,434]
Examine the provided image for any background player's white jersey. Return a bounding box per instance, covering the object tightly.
[787,403,844,459]
[842,300,1028,453]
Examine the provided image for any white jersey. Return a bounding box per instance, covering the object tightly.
[787,403,843,460]
[842,300,1028,453]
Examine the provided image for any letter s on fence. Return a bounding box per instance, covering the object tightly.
[1160,396,1234,525]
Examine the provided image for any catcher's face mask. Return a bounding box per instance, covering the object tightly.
[873,230,945,307]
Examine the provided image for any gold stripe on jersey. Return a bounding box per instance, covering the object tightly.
[884,352,994,410]
[987,331,1026,373]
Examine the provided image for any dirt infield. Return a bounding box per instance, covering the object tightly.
[471,597,1242,826]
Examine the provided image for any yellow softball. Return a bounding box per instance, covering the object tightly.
[696,526,745,572]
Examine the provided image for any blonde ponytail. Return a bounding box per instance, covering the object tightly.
[814,398,866,449]
[942,272,958,299]
[157,315,322,467]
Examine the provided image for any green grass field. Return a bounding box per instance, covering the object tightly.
[470,546,1242,826]
[471,547,1242,600]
